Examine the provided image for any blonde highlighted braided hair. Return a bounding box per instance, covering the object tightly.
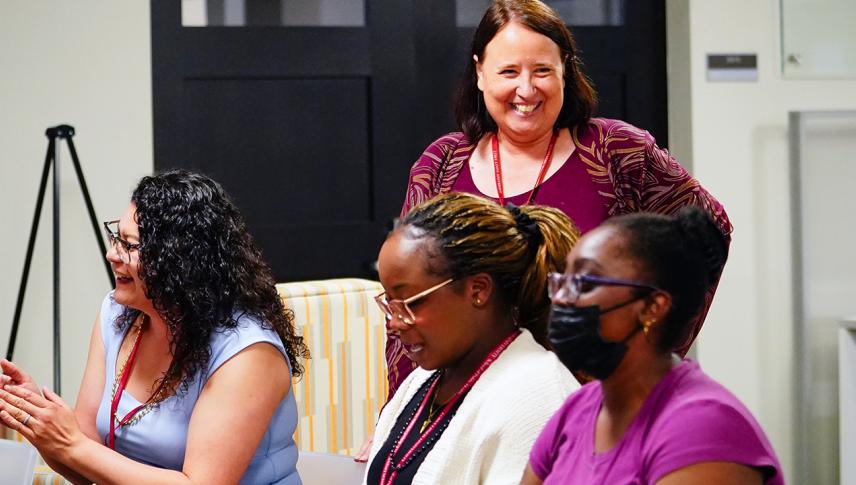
[399,192,580,346]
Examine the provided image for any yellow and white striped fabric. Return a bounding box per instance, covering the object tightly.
[277,278,388,456]
[32,466,69,485]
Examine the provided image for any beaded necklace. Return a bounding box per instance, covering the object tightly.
[106,314,169,449]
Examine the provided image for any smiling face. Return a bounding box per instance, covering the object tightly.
[106,203,153,312]
[377,229,480,371]
[476,21,565,143]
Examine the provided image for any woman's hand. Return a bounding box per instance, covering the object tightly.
[0,359,41,396]
[0,384,86,462]
[354,433,373,462]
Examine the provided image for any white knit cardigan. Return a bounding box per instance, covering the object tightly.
[363,329,578,485]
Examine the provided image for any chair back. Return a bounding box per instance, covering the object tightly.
[296,451,367,485]
[0,438,38,485]
[277,278,388,455]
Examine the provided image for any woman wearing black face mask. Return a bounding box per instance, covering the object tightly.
[520,207,784,485]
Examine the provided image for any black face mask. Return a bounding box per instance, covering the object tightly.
[547,297,644,380]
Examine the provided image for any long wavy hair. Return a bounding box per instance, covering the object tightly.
[455,0,598,142]
[400,192,580,345]
[116,170,308,399]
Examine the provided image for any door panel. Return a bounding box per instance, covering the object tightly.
[180,77,372,223]
[153,0,416,280]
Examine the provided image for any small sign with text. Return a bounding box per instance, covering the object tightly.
[707,54,758,82]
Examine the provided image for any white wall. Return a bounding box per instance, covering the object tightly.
[0,1,152,404]
[669,0,856,482]
[2,1,852,481]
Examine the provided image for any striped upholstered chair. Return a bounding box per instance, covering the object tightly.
[277,278,389,456]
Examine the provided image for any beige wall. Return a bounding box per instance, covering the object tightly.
[669,0,856,482]
[0,1,152,404]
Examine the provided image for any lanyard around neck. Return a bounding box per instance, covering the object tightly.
[107,321,147,450]
[379,329,521,485]
[491,131,559,207]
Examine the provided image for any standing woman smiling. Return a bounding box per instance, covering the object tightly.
[389,0,732,401]
[364,193,580,484]
[0,170,308,485]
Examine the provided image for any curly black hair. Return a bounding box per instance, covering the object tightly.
[116,169,309,398]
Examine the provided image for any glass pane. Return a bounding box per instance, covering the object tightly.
[781,0,856,78]
[456,0,624,27]
[182,0,365,27]
[791,111,856,485]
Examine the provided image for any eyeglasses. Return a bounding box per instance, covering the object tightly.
[547,272,659,303]
[374,278,454,326]
[103,220,141,264]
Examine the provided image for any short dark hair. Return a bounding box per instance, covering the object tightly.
[605,207,728,352]
[455,0,598,142]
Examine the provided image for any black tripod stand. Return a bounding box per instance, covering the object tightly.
[6,125,114,395]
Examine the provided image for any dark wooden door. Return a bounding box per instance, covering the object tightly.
[152,0,454,281]
[151,0,666,281]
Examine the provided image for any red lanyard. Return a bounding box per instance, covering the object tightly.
[379,329,521,485]
[107,325,147,450]
[491,131,559,207]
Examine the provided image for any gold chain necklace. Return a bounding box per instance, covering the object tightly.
[419,393,440,434]
[110,315,168,427]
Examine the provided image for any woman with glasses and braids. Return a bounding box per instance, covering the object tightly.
[522,207,782,485]
[0,170,308,485]
[363,192,580,485]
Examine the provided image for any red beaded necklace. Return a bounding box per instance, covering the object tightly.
[491,130,559,207]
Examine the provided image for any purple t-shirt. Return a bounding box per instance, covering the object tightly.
[530,360,784,484]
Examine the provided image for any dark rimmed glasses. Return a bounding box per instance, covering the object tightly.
[374,278,454,326]
[103,220,141,264]
[547,272,660,303]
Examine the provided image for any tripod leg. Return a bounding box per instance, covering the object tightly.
[6,139,55,361]
[65,137,114,288]
[52,136,61,396]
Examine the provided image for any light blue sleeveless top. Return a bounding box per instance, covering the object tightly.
[95,292,301,484]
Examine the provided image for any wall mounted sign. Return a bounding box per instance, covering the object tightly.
[706,54,758,82]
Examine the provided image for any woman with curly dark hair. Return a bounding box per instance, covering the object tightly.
[0,170,309,485]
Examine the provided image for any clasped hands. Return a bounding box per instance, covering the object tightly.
[0,359,86,461]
